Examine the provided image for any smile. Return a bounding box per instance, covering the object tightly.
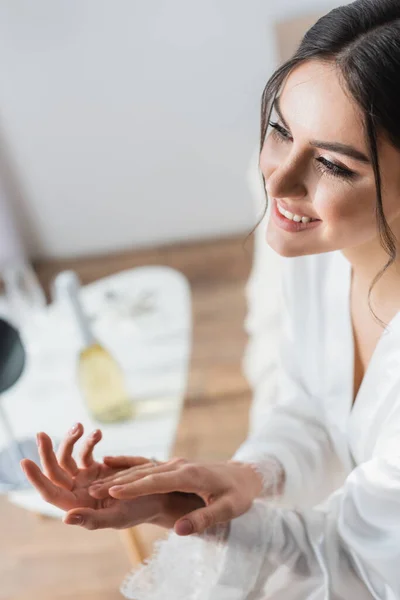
[271,199,322,233]
[277,202,318,224]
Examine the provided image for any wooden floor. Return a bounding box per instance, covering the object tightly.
[0,234,254,600]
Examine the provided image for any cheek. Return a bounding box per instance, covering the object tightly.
[315,181,378,237]
[259,135,287,179]
[314,189,355,222]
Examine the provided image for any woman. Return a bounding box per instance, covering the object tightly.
[21,1,400,597]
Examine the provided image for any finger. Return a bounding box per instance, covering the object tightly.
[89,462,176,499]
[20,459,75,511]
[174,497,236,536]
[91,459,157,487]
[79,429,102,468]
[37,432,73,490]
[108,469,200,499]
[97,457,182,485]
[91,459,177,492]
[89,464,159,498]
[102,456,153,469]
[57,422,83,476]
[63,505,127,530]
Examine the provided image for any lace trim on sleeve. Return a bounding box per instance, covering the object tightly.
[120,523,230,600]
[119,458,284,599]
[246,457,285,500]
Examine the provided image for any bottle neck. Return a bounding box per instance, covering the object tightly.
[52,270,96,349]
[67,289,96,348]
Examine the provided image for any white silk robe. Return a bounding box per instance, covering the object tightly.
[121,242,400,600]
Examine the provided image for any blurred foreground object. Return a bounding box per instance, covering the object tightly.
[0,317,33,491]
[53,271,134,424]
[2,261,46,329]
[0,170,46,328]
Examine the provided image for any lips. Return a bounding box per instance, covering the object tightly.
[273,198,320,221]
[271,198,322,233]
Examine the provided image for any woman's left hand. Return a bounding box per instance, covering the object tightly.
[88,457,264,536]
[21,423,165,530]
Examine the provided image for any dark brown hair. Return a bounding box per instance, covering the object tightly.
[258,0,400,326]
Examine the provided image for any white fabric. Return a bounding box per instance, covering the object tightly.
[121,241,400,599]
[242,158,284,439]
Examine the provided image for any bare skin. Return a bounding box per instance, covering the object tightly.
[20,424,205,531]
[21,423,263,535]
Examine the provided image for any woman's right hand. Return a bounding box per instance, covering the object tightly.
[21,423,205,531]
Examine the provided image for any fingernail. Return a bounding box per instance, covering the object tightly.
[110,485,124,493]
[69,423,79,435]
[89,483,101,490]
[91,429,100,438]
[176,519,193,535]
[36,433,41,447]
[68,515,83,525]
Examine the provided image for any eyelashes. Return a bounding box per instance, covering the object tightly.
[314,157,355,181]
[268,121,357,183]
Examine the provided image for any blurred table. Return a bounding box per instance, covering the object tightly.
[0,266,191,518]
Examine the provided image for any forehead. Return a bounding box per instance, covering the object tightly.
[278,60,365,146]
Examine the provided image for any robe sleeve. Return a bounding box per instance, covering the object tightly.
[210,442,400,600]
[121,446,400,600]
[233,241,342,507]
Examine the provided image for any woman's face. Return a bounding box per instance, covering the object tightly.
[261,59,400,258]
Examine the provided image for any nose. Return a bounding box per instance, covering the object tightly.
[264,158,307,202]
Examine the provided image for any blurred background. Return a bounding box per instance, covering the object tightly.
[0,2,347,599]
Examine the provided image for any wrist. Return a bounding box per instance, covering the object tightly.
[239,458,285,499]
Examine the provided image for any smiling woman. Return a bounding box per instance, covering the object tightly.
[20,1,400,599]
[262,60,400,275]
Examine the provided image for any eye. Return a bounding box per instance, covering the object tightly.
[268,120,292,142]
[315,157,356,182]
[268,120,357,183]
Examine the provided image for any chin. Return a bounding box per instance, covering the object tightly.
[265,226,334,258]
[266,229,309,258]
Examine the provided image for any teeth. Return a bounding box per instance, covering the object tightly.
[277,202,312,224]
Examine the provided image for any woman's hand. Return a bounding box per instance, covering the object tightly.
[20,423,204,531]
[88,457,264,536]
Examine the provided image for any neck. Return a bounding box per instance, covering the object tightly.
[341,219,400,319]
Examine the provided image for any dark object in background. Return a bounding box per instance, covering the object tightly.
[0,318,37,491]
[0,317,26,394]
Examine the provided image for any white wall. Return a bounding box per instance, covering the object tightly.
[0,0,346,259]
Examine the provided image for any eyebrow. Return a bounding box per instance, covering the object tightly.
[273,97,370,165]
